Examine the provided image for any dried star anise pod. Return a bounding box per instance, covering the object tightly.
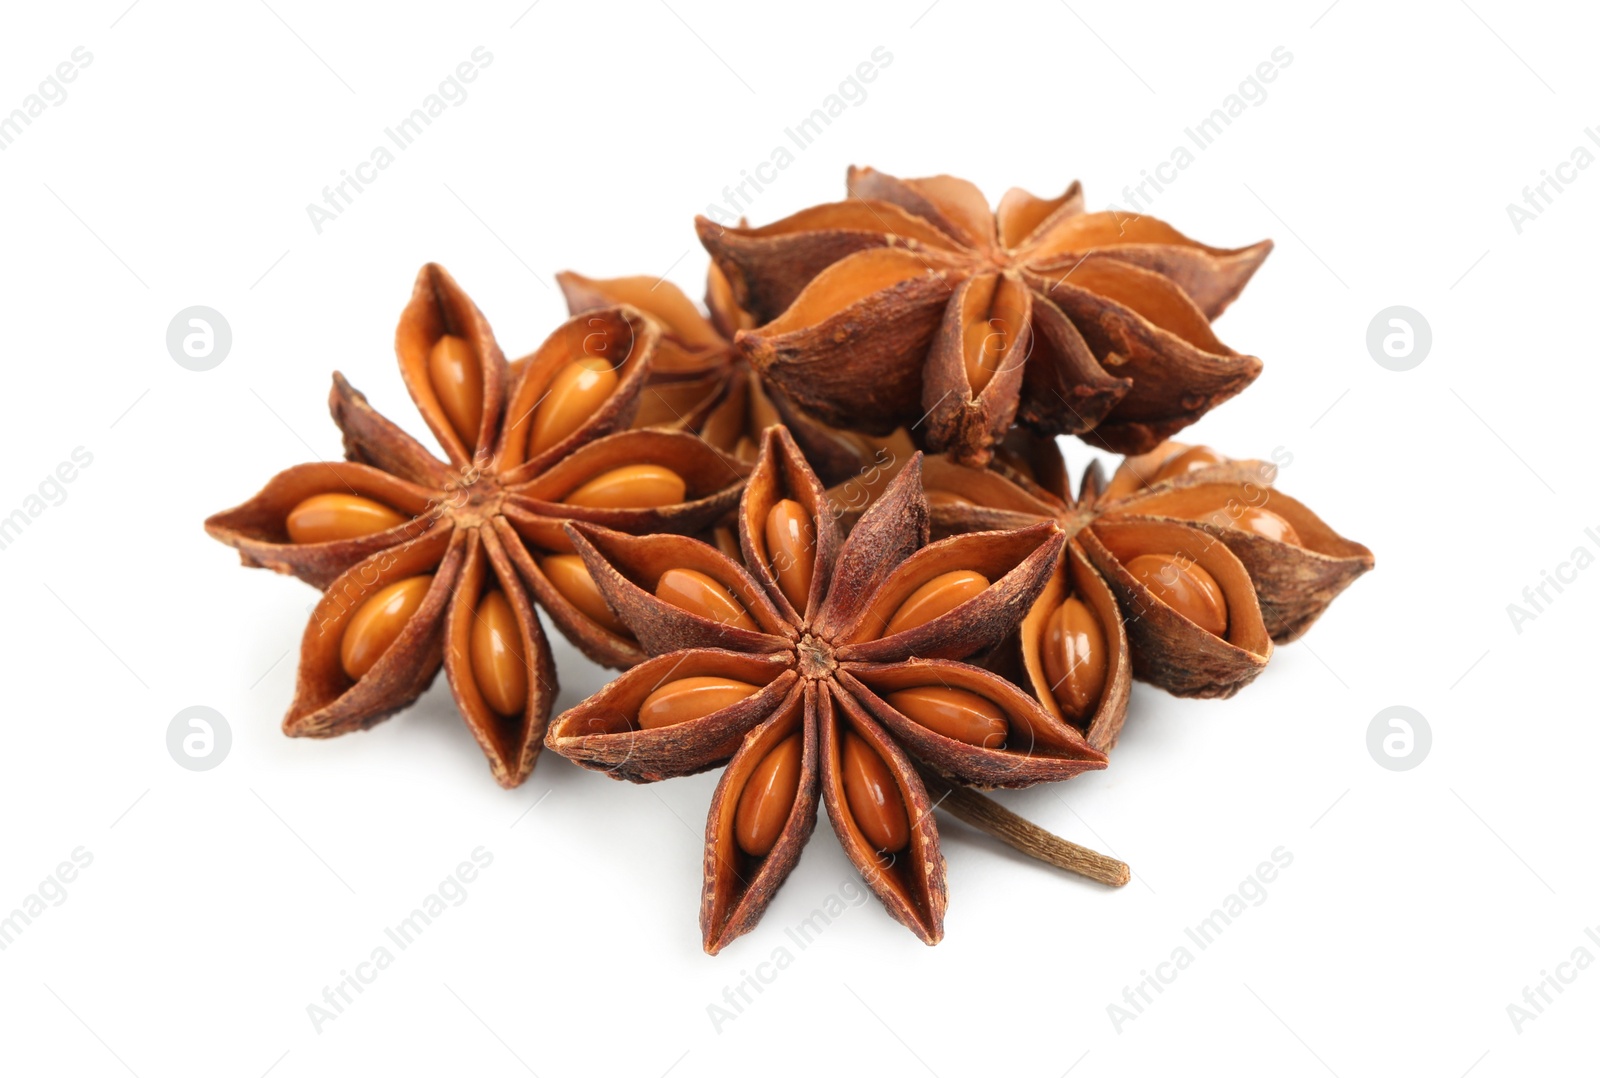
[557,264,912,486]
[545,426,1107,951]
[924,437,1373,750]
[205,264,748,787]
[698,166,1272,465]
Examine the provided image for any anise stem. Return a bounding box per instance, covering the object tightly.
[919,770,1130,888]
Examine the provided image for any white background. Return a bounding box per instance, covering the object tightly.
[1,0,1594,1074]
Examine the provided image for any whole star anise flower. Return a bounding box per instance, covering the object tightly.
[923,437,1373,750]
[545,426,1107,951]
[698,166,1272,465]
[557,263,912,486]
[205,264,748,787]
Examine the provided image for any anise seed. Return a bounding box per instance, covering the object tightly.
[564,464,686,509]
[885,686,1007,749]
[1041,597,1108,722]
[341,575,433,680]
[655,568,758,631]
[428,335,483,449]
[286,493,405,544]
[529,357,617,456]
[1125,554,1228,637]
[470,591,528,717]
[637,676,760,730]
[734,732,803,857]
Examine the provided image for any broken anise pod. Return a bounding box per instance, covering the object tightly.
[545,426,1106,951]
[698,166,1272,465]
[557,263,913,488]
[205,264,748,787]
[925,437,1372,750]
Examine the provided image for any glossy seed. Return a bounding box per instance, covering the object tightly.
[340,575,433,680]
[470,590,527,717]
[1154,445,1226,482]
[529,357,618,456]
[285,493,406,544]
[1125,554,1228,637]
[841,731,910,854]
[963,317,1009,392]
[564,464,687,510]
[885,686,1007,749]
[764,499,815,612]
[541,555,628,635]
[882,570,990,637]
[1041,597,1108,722]
[734,732,803,857]
[638,676,761,730]
[1195,504,1302,546]
[428,335,483,449]
[925,490,976,509]
[655,568,758,631]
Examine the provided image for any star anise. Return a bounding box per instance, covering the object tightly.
[205,264,748,787]
[698,166,1272,465]
[545,426,1107,951]
[557,263,913,486]
[923,436,1373,750]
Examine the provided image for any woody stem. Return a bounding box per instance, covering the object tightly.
[919,769,1130,888]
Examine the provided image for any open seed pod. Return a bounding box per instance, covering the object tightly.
[698,166,1272,464]
[559,263,911,486]
[925,435,1372,735]
[546,425,1105,952]
[205,263,750,787]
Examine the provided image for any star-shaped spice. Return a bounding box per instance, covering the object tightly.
[545,426,1107,951]
[558,263,913,487]
[923,437,1373,750]
[205,264,748,787]
[698,166,1272,465]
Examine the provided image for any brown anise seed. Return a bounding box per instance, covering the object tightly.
[340,575,433,680]
[1154,445,1226,481]
[882,570,990,637]
[963,318,1009,393]
[885,686,1007,749]
[734,732,803,857]
[529,357,617,456]
[1194,504,1302,546]
[638,676,761,731]
[841,731,909,854]
[564,465,687,510]
[655,568,758,631]
[428,335,483,449]
[1125,553,1228,637]
[764,498,815,612]
[925,490,976,509]
[541,555,629,635]
[470,590,527,717]
[285,493,406,544]
[1041,597,1108,722]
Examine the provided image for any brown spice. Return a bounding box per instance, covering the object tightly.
[545,426,1108,951]
[204,264,750,787]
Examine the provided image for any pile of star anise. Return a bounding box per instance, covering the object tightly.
[207,168,1371,953]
